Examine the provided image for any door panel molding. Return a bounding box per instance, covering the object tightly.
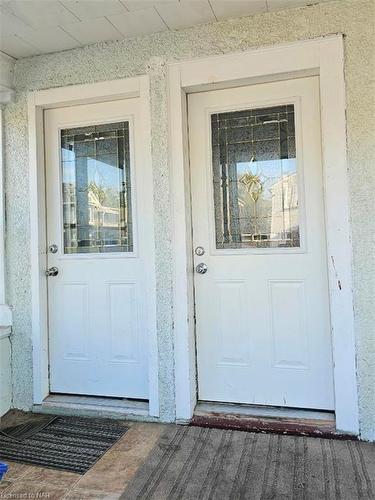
[169,35,359,434]
[268,279,310,371]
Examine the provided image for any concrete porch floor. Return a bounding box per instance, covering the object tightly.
[0,420,164,499]
[0,414,374,499]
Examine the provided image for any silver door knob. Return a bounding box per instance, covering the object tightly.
[45,267,59,277]
[195,263,208,274]
[48,244,58,254]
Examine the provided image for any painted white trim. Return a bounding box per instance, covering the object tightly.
[33,77,140,108]
[169,71,197,421]
[318,38,358,434]
[169,35,359,435]
[28,76,159,417]
[0,53,15,103]
[0,89,14,104]
[0,52,15,103]
[0,109,12,332]
[0,304,12,329]
[0,327,11,340]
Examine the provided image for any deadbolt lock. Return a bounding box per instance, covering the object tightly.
[195,246,205,256]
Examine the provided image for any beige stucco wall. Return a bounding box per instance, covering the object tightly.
[4,0,375,439]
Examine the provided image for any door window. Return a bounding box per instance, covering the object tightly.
[61,122,133,254]
[211,104,299,249]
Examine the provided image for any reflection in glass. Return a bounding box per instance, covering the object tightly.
[211,105,299,249]
[61,122,132,253]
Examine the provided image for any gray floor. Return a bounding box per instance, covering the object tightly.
[122,425,375,500]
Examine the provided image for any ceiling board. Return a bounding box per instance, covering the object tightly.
[61,0,128,21]
[156,2,215,29]
[210,0,267,19]
[122,1,178,12]
[2,0,80,29]
[63,17,123,45]
[19,26,80,53]
[0,34,39,57]
[107,8,168,37]
[0,5,31,36]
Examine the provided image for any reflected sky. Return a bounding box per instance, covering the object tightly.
[62,147,123,207]
[237,159,297,177]
[237,159,297,200]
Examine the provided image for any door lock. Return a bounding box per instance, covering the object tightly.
[195,246,205,256]
[195,263,208,274]
[48,244,58,254]
[45,267,59,277]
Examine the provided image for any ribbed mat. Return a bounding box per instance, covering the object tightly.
[0,415,57,440]
[0,416,128,474]
[121,426,375,500]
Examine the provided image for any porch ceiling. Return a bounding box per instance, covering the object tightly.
[0,0,335,59]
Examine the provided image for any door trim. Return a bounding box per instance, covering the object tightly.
[169,35,359,434]
[28,76,160,417]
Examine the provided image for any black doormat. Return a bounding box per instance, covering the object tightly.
[0,415,128,474]
[0,415,57,440]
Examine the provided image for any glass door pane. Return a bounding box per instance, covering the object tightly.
[211,104,299,249]
[61,122,133,254]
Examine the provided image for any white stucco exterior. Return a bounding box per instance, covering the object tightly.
[2,0,375,439]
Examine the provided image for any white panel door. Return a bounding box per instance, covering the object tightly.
[45,98,155,399]
[189,77,335,410]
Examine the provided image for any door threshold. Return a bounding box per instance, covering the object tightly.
[191,401,352,439]
[196,401,335,421]
[33,394,150,420]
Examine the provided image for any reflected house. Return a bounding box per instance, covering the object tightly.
[269,172,299,247]
[237,175,273,244]
[235,169,299,248]
[63,182,127,251]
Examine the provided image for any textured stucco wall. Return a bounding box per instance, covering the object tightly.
[4,0,375,437]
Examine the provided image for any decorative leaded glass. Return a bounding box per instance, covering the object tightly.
[211,104,299,249]
[61,122,133,253]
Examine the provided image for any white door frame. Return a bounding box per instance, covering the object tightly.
[169,35,359,435]
[28,76,159,417]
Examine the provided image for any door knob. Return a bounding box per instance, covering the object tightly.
[45,267,59,277]
[195,263,208,274]
[48,244,58,254]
